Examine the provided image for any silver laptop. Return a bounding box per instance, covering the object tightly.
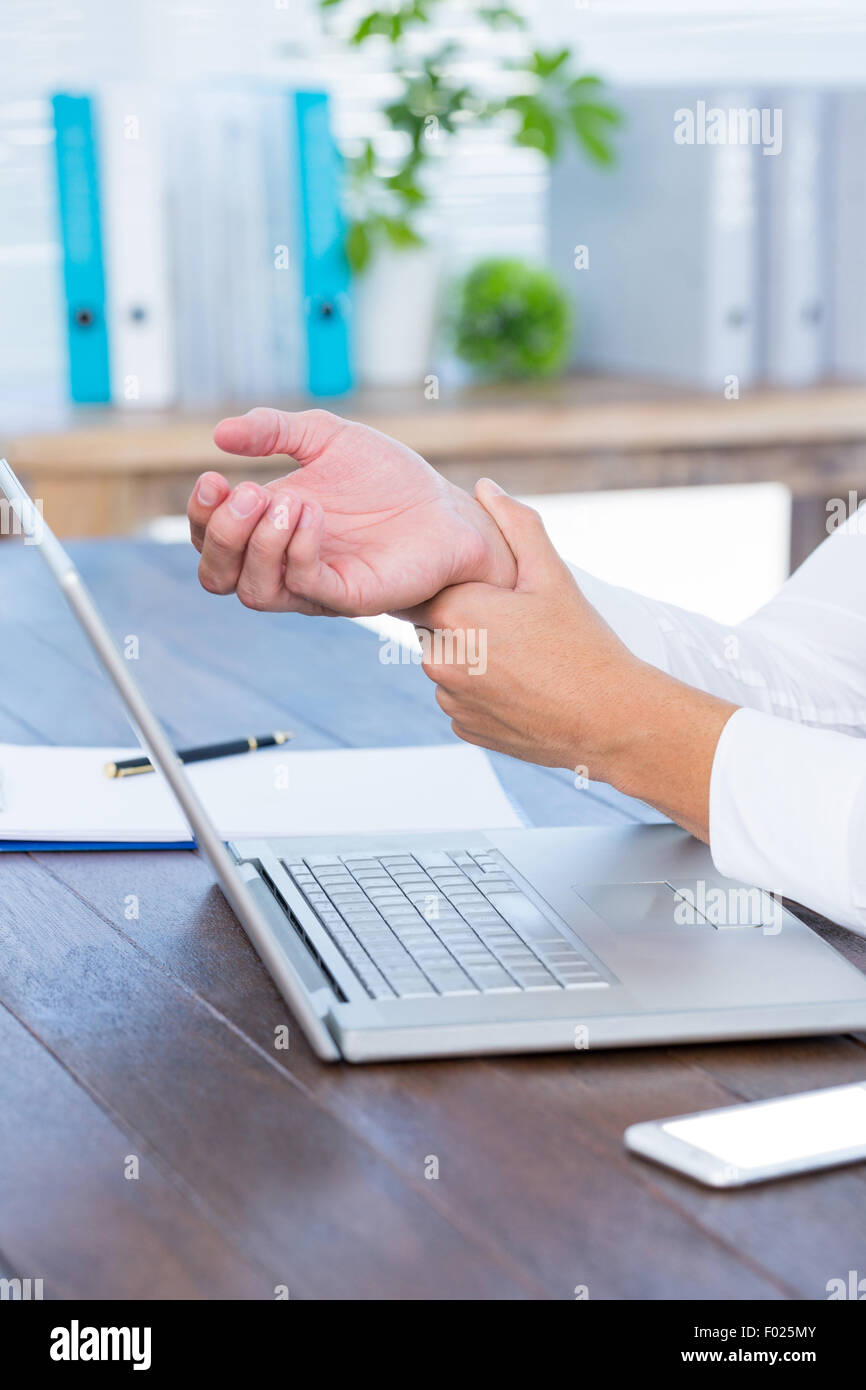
[5,456,866,1063]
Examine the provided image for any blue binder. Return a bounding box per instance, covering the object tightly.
[0,841,194,852]
[294,91,353,397]
[52,94,111,404]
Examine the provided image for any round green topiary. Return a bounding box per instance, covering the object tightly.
[453,257,573,380]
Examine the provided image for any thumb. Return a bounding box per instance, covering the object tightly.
[213,406,347,465]
[474,479,566,590]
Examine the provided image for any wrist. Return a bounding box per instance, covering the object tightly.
[453,488,518,589]
[591,662,737,841]
[567,655,654,788]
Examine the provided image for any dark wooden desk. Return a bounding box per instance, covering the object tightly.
[2,539,865,1301]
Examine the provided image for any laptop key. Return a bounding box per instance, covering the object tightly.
[510,963,558,987]
[414,851,455,869]
[385,969,436,995]
[485,891,560,938]
[425,969,477,995]
[468,965,519,992]
[355,969,394,999]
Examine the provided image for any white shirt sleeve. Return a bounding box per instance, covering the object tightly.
[567,511,866,735]
[565,513,866,930]
[709,707,866,934]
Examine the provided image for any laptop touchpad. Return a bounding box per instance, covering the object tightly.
[575,881,688,931]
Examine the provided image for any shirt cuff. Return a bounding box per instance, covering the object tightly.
[709,707,866,932]
[567,563,669,672]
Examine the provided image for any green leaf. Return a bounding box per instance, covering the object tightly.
[478,5,527,28]
[351,10,402,44]
[381,216,424,250]
[351,13,378,43]
[386,169,427,204]
[349,2,432,43]
[569,113,615,166]
[504,94,536,115]
[507,94,558,159]
[530,47,570,78]
[571,100,622,127]
[568,74,604,94]
[345,220,372,274]
[384,100,417,127]
[568,98,622,164]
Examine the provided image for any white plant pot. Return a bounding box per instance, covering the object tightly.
[353,245,440,388]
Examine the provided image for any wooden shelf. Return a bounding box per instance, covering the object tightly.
[6,376,866,558]
[10,379,866,472]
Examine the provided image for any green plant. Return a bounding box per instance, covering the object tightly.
[318,0,622,273]
[453,257,572,380]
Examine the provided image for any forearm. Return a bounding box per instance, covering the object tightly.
[592,662,739,843]
[594,665,866,934]
[566,514,866,735]
[462,509,866,731]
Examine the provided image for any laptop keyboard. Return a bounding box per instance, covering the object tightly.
[280,849,608,1001]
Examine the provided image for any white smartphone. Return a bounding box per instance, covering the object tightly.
[624,1081,866,1187]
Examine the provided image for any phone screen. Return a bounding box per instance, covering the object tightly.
[663,1083,866,1169]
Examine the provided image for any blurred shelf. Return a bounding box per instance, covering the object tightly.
[10,377,866,470]
[6,376,866,562]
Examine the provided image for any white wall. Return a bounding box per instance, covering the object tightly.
[533,0,866,83]
[10,1,866,95]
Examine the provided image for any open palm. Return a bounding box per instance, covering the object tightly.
[189,407,515,617]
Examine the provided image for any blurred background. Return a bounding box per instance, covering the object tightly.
[3,0,866,626]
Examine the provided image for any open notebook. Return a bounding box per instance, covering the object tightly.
[0,742,524,849]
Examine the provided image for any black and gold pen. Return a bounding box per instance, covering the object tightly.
[105,731,295,778]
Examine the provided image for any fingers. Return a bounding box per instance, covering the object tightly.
[411,582,489,634]
[188,471,230,552]
[434,685,459,718]
[194,479,349,612]
[197,482,269,595]
[213,406,349,466]
[474,478,566,590]
[235,493,303,610]
[411,589,459,633]
[282,500,349,612]
[434,686,487,750]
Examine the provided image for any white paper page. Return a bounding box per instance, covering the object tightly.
[0,743,523,843]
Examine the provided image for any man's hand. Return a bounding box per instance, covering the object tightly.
[416,480,737,841]
[187,407,517,618]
